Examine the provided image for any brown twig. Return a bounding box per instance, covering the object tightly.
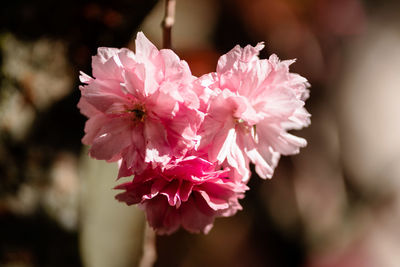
[162,0,176,49]
[137,4,176,267]
[138,223,157,267]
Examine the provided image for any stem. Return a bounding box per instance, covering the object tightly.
[162,0,176,49]
[138,223,157,267]
[137,4,175,266]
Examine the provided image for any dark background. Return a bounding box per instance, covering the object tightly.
[1,0,400,266]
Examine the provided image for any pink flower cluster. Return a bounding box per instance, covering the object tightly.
[78,32,310,234]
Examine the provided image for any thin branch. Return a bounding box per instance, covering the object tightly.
[137,3,176,267]
[138,223,157,267]
[162,0,176,49]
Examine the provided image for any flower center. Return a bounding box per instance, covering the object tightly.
[234,117,257,140]
[128,104,146,123]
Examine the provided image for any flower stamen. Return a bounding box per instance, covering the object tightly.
[128,104,146,122]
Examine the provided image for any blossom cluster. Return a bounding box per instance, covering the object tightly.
[78,32,310,234]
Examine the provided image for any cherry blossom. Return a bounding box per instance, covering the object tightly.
[115,156,247,234]
[78,33,310,234]
[197,43,310,182]
[78,32,202,177]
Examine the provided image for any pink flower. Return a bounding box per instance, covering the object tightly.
[115,156,247,234]
[198,43,310,182]
[78,33,311,235]
[78,32,202,176]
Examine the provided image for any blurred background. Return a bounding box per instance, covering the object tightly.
[1,0,400,266]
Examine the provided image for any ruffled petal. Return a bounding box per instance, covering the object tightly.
[89,117,133,160]
[92,47,123,81]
